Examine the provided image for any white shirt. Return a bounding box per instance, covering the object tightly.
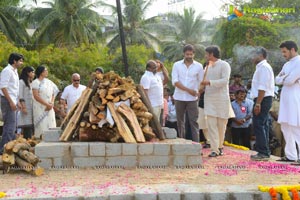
[140,71,163,107]
[250,60,275,99]
[172,59,204,101]
[275,55,300,126]
[61,84,86,112]
[0,64,19,104]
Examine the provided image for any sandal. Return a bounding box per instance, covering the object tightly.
[276,156,295,162]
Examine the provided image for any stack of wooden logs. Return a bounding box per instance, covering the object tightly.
[60,71,164,143]
[2,137,43,176]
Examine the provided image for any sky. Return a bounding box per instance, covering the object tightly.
[20,0,230,20]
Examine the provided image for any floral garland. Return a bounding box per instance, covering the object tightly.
[223,141,250,150]
[258,185,300,200]
[0,192,6,198]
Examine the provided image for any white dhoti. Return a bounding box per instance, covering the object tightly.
[281,123,300,160]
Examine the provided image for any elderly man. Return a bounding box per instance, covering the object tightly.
[275,41,300,164]
[172,44,204,142]
[140,60,164,120]
[201,45,234,157]
[60,73,86,115]
[250,47,275,161]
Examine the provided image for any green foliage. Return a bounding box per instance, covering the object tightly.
[212,17,281,58]
[0,34,157,89]
[110,45,155,83]
[161,8,205,62]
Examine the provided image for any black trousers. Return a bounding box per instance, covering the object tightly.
[231,127,251,149]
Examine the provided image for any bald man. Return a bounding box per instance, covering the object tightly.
[60,73,86,113]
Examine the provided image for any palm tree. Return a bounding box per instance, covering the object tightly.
[28,0,106,49]
[162,8,206,62]
[0,0,30,47]
[101,0,169,51]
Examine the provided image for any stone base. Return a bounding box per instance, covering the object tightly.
[36,132,202,169]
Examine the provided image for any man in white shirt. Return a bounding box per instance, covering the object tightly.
[140,60,164,120]
[172,44,204,142]
[201,46,235,157]
[250,47,275,161]
[60,73,86,115]
[275,41,300,164]
[0,53,24,154]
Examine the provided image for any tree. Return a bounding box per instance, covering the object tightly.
[101,0,168,51]
[0,0,30,47]
[161,8,205,62]
[28,0,106,49]
[212,17,281,59]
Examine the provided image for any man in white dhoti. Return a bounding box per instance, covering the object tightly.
[275,41,300,164]
[201,46,235,157]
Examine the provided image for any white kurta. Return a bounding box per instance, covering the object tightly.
[275,55,300,127]
[204,59,235,119]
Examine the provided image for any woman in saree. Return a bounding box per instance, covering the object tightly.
[32,66,59,138]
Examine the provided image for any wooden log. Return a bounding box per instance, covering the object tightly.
[60,85,96,141]
[108,88,125,95]
[89,102,99,116]
[91,124,98,130]
[92,95,102,109]
[12,142,31,153]
[80,121,86,128]
[98,89,107,98]
[106,94,115,100]
[61,89,87,129]
[107,102,136,143]
[135,111,153,120]
[17,150,39,165]
[136,84,165,140]
[96,111,106,119]
[15,156,33,172]
[2,153,15,165]
[113,96,120,103]
[117,103,145,143]
[4,140,16,154]
[79,127,115,142]
[101,97,108,105]
[98,105,106,111]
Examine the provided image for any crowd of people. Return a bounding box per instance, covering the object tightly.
[0,57,102,155]
[0,41,299,165]
[141,42,300,164]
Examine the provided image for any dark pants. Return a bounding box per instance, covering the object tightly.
[231,127,251,149]
[175,100,199,142]
[0,96,16,154]
[253,96,273,156]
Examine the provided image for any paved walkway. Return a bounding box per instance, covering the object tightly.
[1,146,300,199]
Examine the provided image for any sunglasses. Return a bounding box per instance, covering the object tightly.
[73,79,80,82]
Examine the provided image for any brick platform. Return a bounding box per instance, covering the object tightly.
[36,128,202,169]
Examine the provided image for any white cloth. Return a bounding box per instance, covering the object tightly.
[17,80,33,127]
[140,71,163,107]
[61,84,86,112]
[172,59,203,101]
[275,55,300,127]
[32,78,58,138]
[281,123,300,160]
[198,107,207,129]
[167,102,177,122]
[204,59,235,119]
[0,64,19,104]
[250,59,275,99]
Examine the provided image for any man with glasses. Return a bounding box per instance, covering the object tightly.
[60,73,86,116]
